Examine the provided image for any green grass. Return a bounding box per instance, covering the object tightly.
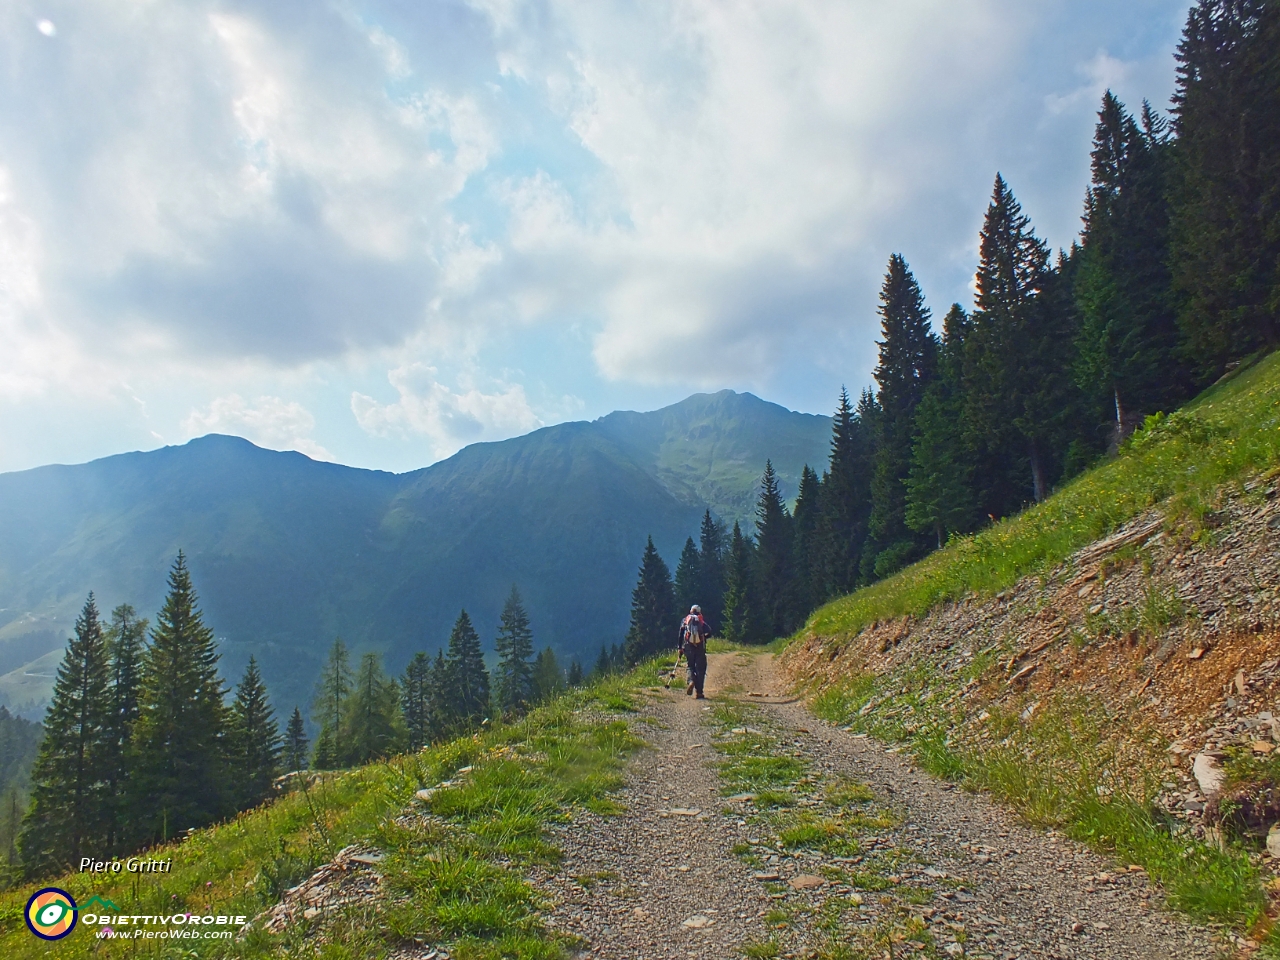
[801,349,1280,644]
[813,674,1266,928]
[0,672,648,959]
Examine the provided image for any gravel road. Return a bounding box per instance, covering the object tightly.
[533,652,1222,960]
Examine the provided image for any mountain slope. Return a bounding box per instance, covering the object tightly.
[0,391,830,717]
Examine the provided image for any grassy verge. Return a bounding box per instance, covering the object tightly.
[0,672,647,959]
[803,349,1280,644]
[709,701,958,960]
[811,672,1267,930]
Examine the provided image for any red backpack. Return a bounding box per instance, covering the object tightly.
[682,614,707,646]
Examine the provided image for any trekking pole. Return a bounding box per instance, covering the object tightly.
[665,647,684,689]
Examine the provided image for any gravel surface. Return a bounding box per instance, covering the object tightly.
[535,653,1223,959]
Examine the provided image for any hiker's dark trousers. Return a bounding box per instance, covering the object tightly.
[684,643,707,695]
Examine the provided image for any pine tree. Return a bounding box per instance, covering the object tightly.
[906,304,978,547]
[567,660,584,686]
[963,174,1070,504]
[721,522,760,643]
[401,653,433,749]
[865,255,938,578]
[531,647,564,703]
[311,638,352,769]
[20,594,111,876]
[816,388,875,599]
[754,461,796,639]
[342,653,404,765]
[623,537,677,664]
[102,603,146,854]
[492,586,535,718]
[131,555,228,843]
[1170,0,1280,375]
[697,511,726,634]
[1074,92,1186,444]
[428,651,451,739]
[673,537,702,619]
[284,707,309,773]
[444,611,490,728]
[791,464,823,620]
[228,657,281,809]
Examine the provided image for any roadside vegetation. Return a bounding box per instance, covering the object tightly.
[0,671,647,959]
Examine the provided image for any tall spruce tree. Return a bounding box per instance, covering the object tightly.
[401,653,433,749]
[342,653,404,765]
[21,594,111,876]
[697,511,726,633]
[816,388,875,599]
[311,638,352,769]
[791,464,823,620]
[493,586,535,718]
[102,603,146,854]
[865,255,938,579]
[531,647,564,702]
[623,537,676,664]
[721,522,760,643]
[963,174,1068,504]
[227,657,281,809]
[906,307,977,547]
[284,707,309,773]
[753,461,796,639]
[131,553,228,843]
[444,611,490,728]
[1074,92,1185,444]
[1170,0,1280,375]
[673,537,702,619]
[428,651,451,738]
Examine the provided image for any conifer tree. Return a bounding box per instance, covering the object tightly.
[1074,92,1185,442]
[906,304,978,547]
[865,255,938,578]
[816,388,875,599]
[623,537,676,664]
[428,651,451,738]
[493,586,535,718]
[131,553,228,843]
[567,660,584,686]
[721,522,760,643]
[311,638,352,769]
[342,653,404,765]
[102,603,146,854]
[697,511,726,633]
[284,707,309,773]
[791,465,823,620]
[531,647,564,702]
[1170,0,1280,375]
[227,657,281,809]
[753,461,796,639]
[963,174,1068,503]
[444,611,490,728]
[21,594,111,876]
[401,653,433,749]
[673,538,702,618]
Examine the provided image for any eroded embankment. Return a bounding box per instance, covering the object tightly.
[782,485,1280,943]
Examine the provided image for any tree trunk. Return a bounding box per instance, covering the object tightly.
[1028,441,1049,502]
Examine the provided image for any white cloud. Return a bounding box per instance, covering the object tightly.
[352,364,542,460]
[183,394,332,460]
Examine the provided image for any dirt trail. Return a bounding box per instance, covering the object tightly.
[537,652,1220,960]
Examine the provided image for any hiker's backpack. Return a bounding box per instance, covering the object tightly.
[683,615,706,645]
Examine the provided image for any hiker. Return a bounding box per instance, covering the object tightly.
[679,605,709,699]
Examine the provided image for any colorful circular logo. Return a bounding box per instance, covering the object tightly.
[25,887,78,940]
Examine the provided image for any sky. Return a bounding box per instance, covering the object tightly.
[0,0,1192,475]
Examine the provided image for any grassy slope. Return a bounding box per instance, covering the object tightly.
[803,350,1280,643]
[791,351,1280,941]
[0,674,646,959]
